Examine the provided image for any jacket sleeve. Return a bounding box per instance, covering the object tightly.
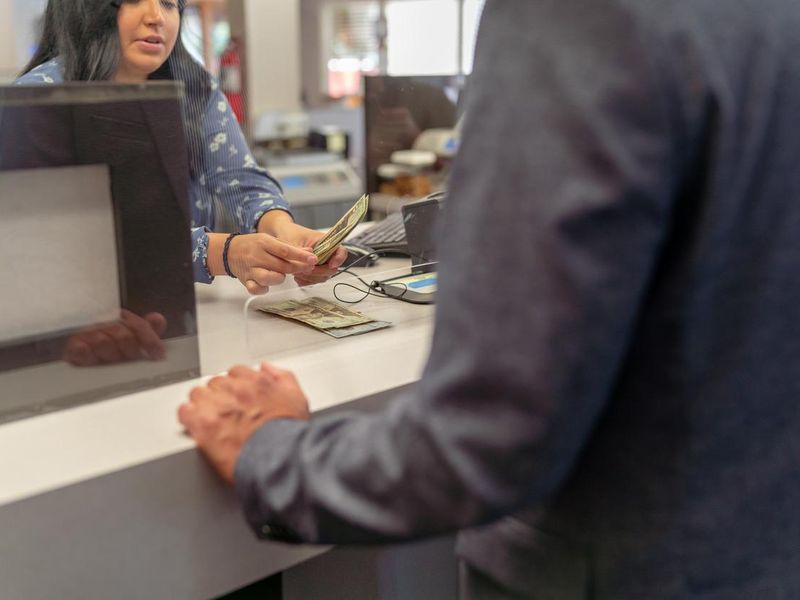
[235,0,681,544]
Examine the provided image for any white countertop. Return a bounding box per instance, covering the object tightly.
[0,260,434,600]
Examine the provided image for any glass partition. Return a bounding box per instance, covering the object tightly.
[0,84,200,424]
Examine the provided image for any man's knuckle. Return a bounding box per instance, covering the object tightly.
[199,413,218,428]
[209,375,226,387]
[232,380,250,397]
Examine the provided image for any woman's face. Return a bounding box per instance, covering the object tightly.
[115,0,180,82]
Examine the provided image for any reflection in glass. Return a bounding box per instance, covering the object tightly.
[63,310,167,367]
[0,84,199,424]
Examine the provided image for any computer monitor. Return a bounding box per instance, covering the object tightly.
[402,191,445,273]
[364,75,466,194]
[0,83,200,423]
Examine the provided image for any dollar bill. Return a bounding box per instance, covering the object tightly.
[304,297,370,322]
[320,320,392,338]
[259,297,373,330]
[312,193,370,264]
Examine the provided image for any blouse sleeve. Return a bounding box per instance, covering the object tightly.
[200,87,291,235]
[191,226,213,284]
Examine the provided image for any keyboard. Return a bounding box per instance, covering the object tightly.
[348,212,407,251]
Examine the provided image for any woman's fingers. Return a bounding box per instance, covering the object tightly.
[228,235,318,294]
[259,234,317,274]
[326,246,348,270]
[249,267,286,289]
[226,233,350,295]
[245,279,269,295]
[295,271,334,287]
[260,235,319,269]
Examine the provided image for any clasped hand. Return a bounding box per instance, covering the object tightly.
[177,362,310,483]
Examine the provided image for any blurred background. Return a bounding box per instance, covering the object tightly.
[1,0,485,228]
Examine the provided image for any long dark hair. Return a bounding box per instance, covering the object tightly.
[22,0,211,177]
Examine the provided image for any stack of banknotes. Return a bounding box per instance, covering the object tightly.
[259,296,391,338]
[312,193,370,264]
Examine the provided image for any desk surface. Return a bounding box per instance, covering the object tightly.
[0,260,434,600]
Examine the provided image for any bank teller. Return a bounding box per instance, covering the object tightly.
[15,0,346,296]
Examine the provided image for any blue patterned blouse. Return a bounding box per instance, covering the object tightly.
[14,58,291,283]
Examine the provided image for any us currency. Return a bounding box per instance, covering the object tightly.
[304,297,371,322]
[259,297,373,330]
[320,320,392,338]
[312,194,370,264]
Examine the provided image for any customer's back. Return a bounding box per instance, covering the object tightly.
[455,1,800,597]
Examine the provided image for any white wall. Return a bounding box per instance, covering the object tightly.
[14,0,46,67]
[0,0,47,82]
[244,0,302,114]
[0,1,18,82]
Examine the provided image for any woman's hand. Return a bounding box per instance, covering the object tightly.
[260,211,348,287]
[207,232,319,295]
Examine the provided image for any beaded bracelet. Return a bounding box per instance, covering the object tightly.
[222,233,241,278]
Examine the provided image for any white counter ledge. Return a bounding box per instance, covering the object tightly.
[0,267,434,600]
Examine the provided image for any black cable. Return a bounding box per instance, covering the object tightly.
[330,247,413,281]
[330,249,436,306]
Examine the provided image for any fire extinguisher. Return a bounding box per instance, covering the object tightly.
[220,38,246,124]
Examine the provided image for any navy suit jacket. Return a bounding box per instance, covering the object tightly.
[236,1,800,597]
